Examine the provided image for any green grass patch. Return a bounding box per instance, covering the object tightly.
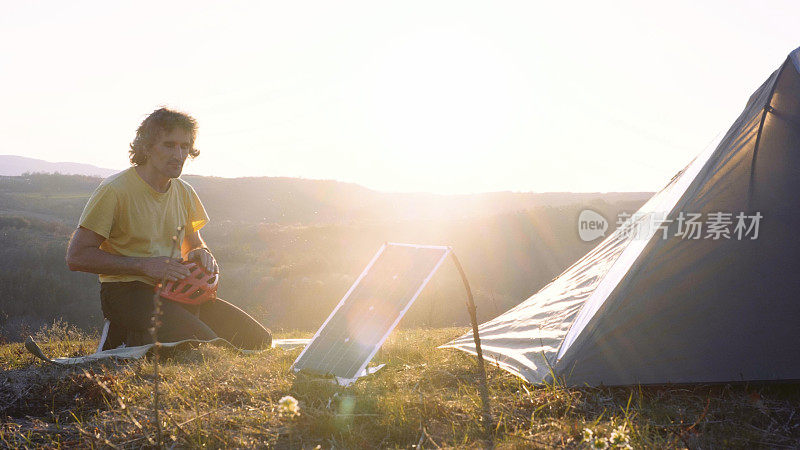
[1,327,799,448]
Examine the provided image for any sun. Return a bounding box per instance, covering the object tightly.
[345,26,540,193]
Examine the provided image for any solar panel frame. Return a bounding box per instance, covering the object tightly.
[291,242,451,384]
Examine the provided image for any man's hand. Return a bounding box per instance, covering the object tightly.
[140,256,193,282]
[186,247,219,274]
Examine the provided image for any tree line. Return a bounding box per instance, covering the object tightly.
[0,173,648,341]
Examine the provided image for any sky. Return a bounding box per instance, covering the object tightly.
[1,1,799,194]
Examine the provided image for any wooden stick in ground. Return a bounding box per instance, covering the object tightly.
[450,251,493,432]
[149,225,184,448]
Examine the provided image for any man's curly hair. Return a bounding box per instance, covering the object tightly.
[129,107,200,166]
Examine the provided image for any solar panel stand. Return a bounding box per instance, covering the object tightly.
[290,242,493,432]
[450,251,493,434]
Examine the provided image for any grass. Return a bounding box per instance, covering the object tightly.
[1,325,800,448]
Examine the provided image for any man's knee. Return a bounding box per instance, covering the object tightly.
[198,298,272,349]
[158,300,218,342]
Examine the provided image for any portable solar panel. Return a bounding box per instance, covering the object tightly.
[291,242,451,384]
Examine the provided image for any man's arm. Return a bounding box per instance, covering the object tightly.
[66,226,191,282]
[183,229,219,274]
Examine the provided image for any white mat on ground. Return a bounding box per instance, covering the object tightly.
[24,336,310,365]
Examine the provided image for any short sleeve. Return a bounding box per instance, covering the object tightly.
[78,184,117,239]
[185,184,209,233]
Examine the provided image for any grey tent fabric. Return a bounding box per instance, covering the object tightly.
[444,47,800,386]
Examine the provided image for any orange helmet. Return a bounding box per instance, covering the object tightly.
[160,261,218,305]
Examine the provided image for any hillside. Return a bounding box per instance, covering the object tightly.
[2,326,799,448]
[0,155,117,178]
[0,156,653,224]
[182,174,653,224]
[0,172,651,340]
[0,170,652,224]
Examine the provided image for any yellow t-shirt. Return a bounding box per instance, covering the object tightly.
[78,167,210,285]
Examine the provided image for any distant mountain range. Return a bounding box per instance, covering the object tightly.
[0,155,118,177]
[182,175,654,224]
[0,155,655,224]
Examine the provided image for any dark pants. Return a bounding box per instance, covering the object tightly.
[100,281,272,351]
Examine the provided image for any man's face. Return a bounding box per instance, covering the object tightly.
[146,128,192,179]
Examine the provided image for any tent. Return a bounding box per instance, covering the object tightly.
[444,47,800,386]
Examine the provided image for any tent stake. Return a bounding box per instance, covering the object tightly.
[450,251,493,433]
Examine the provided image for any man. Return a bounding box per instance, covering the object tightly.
[66,107,271,350]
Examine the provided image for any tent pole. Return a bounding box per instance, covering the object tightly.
[450,251,493,433]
